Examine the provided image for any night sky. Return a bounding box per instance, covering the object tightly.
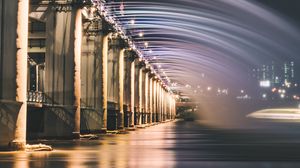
[258,0,300,82]
[258,0,300,27]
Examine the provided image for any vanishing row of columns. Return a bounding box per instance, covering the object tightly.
[0,1,176,150]
[101,34,177,131]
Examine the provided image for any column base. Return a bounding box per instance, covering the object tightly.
[99,128,107,134]
[137,124,146,129]
[72,132,81,139]
[126,126,136,131]
[9,140,26,151]
[107,109,118,130]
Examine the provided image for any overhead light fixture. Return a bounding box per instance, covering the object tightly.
[130,19,135,25]
[139,32,144,37]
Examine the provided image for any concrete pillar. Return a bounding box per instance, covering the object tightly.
[149,77,153,123]
[44,6,82,138]
[134,59,139,125]
[80,18,104,133]
[101,33,112,130]
[144,72,148,124]
[156,82,160,122]
[153,80,157,122]
[163,90,166,121]
[123,51,133,128]
[118,49,125,129]
[0,0,29,150]
[138,68,143,125]
[162,90,165,121]
[165,92,167,120]
[14,0,28,149]
[130,60,135,127]
[174,98,176,119]
[157,84,160,122]
[159,84,163,122]
[73,8,82,138]
[168,94,171,120]
[107,36,123,130]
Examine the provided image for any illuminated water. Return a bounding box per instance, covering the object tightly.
[2,121,300,168]
[105,0,300,95]
[102,1,300,129]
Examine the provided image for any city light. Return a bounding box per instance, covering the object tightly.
[260,80,271,88]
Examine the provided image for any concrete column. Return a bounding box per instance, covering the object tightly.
[44,6,83,138]
[144,72,149,124]
[163,90,166,121]
[101,33,112,130]
[130,61,135,127]
[81,18,104,133]
[7,0,28,150]
[157,84,160,122]
[166,92,168,120]
[138,68,143,125]
[159,84,163,122]
[149,77,153,123]
[162,89,164,121]
[152,79,157,122]
[134,59,139,125]
[174,98,176,119]
[118,49,125,129]
[168,94,171,120]
[73,8,82,138]
[157,82,160,122]
[157,81,161,122]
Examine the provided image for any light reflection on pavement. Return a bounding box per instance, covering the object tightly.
[1,121,300,168]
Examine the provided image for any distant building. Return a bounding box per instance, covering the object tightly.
[252,61,296,88]
[251,61,298,100]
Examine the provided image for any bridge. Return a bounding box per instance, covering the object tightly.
[0,0,176,150]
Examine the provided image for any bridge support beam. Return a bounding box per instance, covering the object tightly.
[144,72,149,124]
[101,33,112,131]
[130,58,135,127]
[0,0,29,150]
[149,77,153,124]
[138,68,143,125]
[153,80,157,122]
[73,8,82,138]
[43,6,82,138]
[117,49,125,129]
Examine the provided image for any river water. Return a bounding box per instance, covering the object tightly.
[1,120,300,168]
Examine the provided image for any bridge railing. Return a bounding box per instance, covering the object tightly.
[27,91,46,103]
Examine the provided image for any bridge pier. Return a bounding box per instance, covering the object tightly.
[0,1,177,150]
[129,55,136,128]
[0,0,28,150]
[80,16,105,134]
[42,6,82,139]
[117,48,125,130]
[149,76,153,124]
[123,51,135,128]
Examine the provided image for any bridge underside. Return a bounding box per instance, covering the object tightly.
[0,0,176,150]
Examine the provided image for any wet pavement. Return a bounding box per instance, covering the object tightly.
[1,120,300,168]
